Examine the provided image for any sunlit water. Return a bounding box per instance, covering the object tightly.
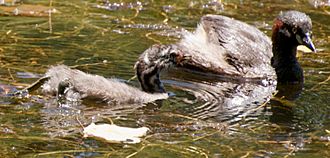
[0,0,329,157]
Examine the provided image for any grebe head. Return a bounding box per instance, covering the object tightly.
[271,11,316,83]
[135,44,185,93]
[272,10,315,52]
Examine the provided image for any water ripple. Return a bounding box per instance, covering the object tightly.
[164,78,276,125]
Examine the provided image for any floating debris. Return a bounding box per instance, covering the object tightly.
[83,123,149,144]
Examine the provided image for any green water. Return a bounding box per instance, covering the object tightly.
[0,0,329,157]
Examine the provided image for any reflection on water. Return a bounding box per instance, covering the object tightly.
[0,0,329,157]
[165,77,275,122]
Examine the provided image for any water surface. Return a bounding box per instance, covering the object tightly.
[0,0,329,157]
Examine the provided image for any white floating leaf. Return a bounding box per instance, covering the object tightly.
[83,123,149,144]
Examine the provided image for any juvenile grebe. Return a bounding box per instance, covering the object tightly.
[40,65,168,104]
[135,11,315,93]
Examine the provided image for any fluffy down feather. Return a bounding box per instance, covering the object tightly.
[42,65,168,104]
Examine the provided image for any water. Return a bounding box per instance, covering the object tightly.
[0,0,329,157]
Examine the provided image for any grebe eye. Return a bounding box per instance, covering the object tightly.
[292,27,297,34]
[169,52,177,61]
[309,32,313,39]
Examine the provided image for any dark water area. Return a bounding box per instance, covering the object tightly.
[0,0,329,157]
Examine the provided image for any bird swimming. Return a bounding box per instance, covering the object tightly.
[135,10,316,93]
[21,65,168,105]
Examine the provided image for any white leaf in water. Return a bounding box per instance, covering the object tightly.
[83,123,149,144]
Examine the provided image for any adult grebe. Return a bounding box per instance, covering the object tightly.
[135,11,315,93]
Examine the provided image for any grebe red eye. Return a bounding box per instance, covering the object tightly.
[309,32,313,39]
